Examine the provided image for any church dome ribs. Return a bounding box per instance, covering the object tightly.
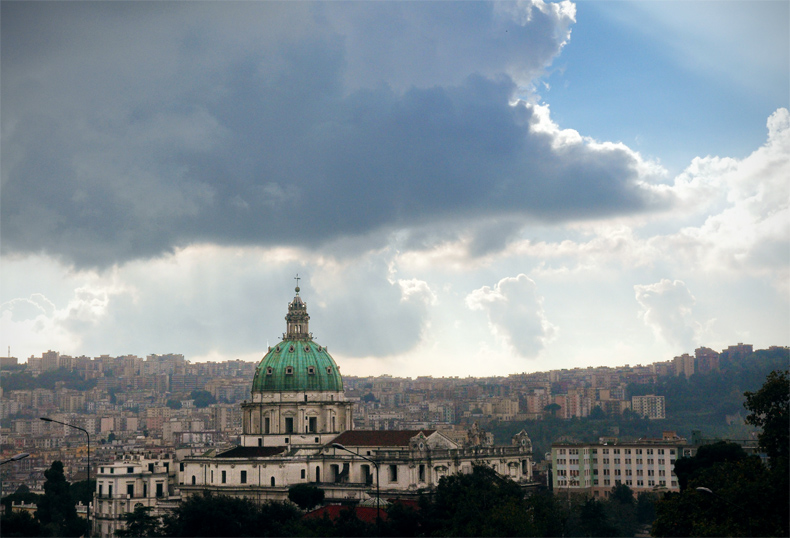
[251,286,344,393]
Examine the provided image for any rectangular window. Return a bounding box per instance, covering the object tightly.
[389,465,398,482]
[155,483,163,497]
[301,469,306,479]
[285,417,294,433]
[108,485,113,496]
[264,418,270,434]
[99,484,103,496]
[222,471,227,484]
[309,417,317,433]
[127,467,134,473]
[127,484,134,496]
[419,464,426,482]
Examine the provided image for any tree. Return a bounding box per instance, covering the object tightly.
[161,491,302,537]
[2,485,41,515]
[288,484,325,511]
[35,461,87,537]
[70,479,96,508]
[0,510,45,537]
[424,464,535,536]
[744,370,789,467]
[588,405,607,420]
[166,399,182,410]
[609,483,635,506]
[576,498,619,537]
[653,372,790,537]
[115,504,163,537]
[544,403,562,418]
[672,441,746,490]
[190,390,217,408]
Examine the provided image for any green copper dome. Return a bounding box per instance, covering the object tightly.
[252,339,343,392]
[251,285,344,393]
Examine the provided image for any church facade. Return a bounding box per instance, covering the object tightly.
[179,286,535,504]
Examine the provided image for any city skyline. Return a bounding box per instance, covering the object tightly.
[2,1,788,378]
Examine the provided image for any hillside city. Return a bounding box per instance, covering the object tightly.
[1,340,783,501]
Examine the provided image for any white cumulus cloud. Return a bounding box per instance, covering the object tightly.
[466,274,556,358]
[634,279,701,350]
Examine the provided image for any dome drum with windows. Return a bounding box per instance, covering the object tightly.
[241,284,352,448]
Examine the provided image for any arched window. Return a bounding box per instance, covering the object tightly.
[191,476,196,485]
[270,477,275,487]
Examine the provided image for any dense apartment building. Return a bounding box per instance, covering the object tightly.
[630,395,666,420]
[551,431,685,497]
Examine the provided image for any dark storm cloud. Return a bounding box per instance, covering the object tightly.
[1,1,663,268]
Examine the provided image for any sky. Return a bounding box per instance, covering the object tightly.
[2,1,788,378]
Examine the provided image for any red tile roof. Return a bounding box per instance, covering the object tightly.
[303,505,387,523]
[331,430,436,447]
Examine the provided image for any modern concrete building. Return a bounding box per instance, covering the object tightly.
[179,286,536,504]
[631,395,666,420]
[551,431,686,498]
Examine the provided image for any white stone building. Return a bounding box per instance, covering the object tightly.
[93,452,180,538]
[179,286,535,504]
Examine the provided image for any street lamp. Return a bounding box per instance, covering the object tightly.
[696,487,752,537]
[332,443,381,529]
[41,417,91,535]
[0,453,30,465]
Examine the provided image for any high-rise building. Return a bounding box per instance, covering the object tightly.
[631,395,666,420]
